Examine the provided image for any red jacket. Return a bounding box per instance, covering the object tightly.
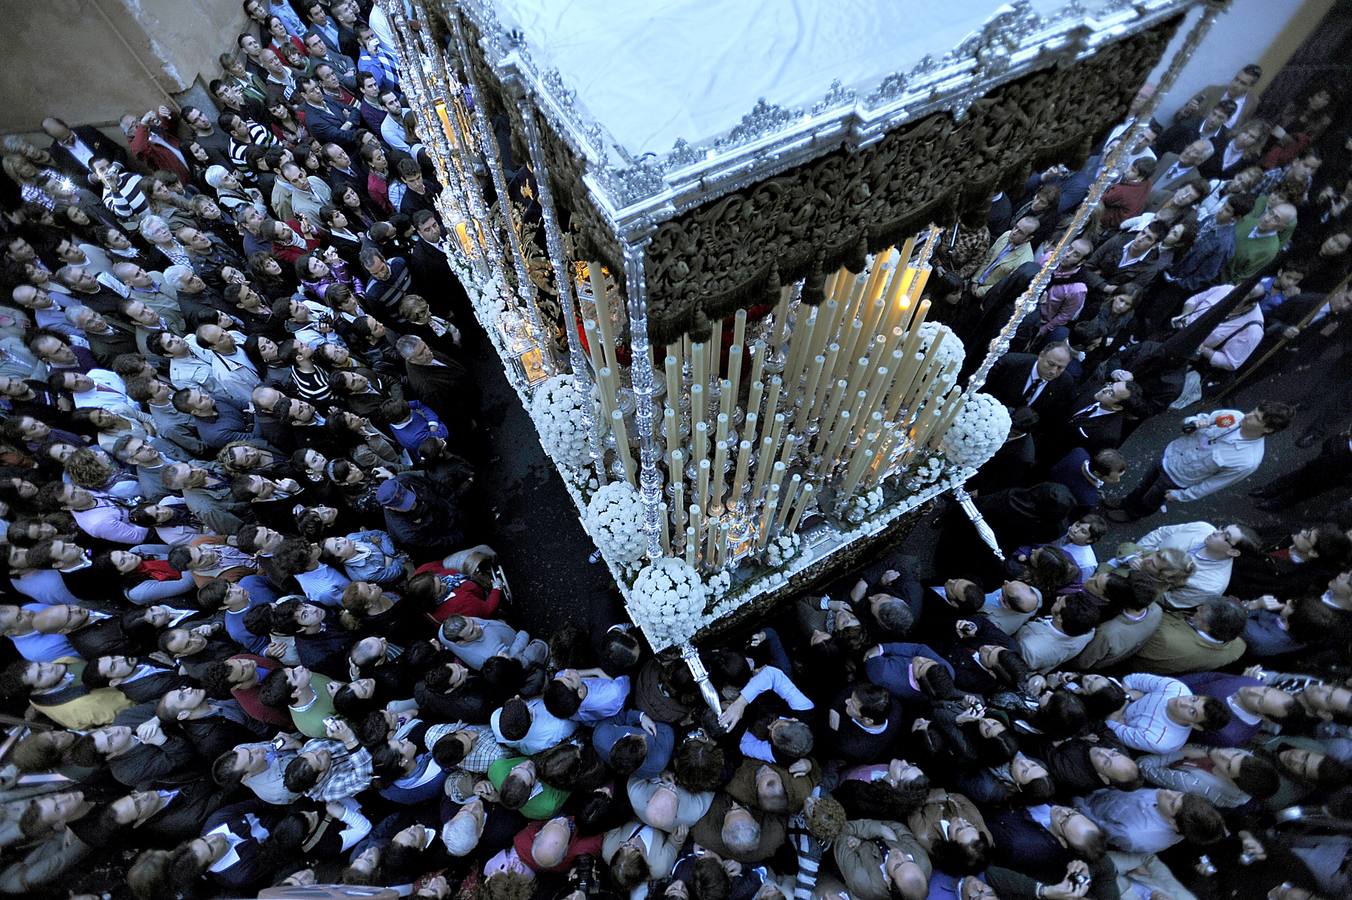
[512,820,603,873]
[229,653,293,728]
[129,122,192,184]
[1099,179,1153,230]
[413,562,502,622]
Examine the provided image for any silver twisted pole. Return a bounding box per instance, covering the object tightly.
[965,0,1229,395]
[443,7,556,374]
[621,239,665,559]
[382,0,497,275]
[520,106,607,479]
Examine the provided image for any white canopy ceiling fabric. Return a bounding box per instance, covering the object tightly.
[493,0,1071,156]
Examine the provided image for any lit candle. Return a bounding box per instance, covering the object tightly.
[758,483,781,549]
[726,344,743,409]
[664,355,680,404]
[786,483,815,533]
[696,459,711,517]
[795,354,826,433]
[776,474,801,533]
[694,421,709,469]
[732,308,747,352]
[860,248,894,312]
[611,409,636,485]
[711,439,729,509]
[730,439,752,500]
[685,525,697,568]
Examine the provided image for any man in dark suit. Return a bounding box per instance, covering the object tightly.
[101,781,230,845]
[985,805,1118,899]
[297,76,361,149]
[1039,378,1144,466]
[396,333,476,422]
[984,344,1078,439]
[84,656,186,705]
[41,117,127,179]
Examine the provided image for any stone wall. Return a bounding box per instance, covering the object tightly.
[0,0,246,135]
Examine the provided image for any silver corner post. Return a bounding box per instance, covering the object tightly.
[519,106,607,479]
[443,4,556,375]
[964,0,1228,396]
[953,485,1005,561]
[620,239,665,559]
[680,642,722,717]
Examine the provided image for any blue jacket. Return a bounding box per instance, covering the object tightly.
[592,710,675,779]
[863,642,953,702]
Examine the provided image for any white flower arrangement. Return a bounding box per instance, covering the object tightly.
[905,454,946,491]
[940,392,1011,470]
[584,482,647,568]
[530,375,593,471]
[763,532,801,568]
[629,557,709,648]
[917,323,965,398]
[705,569,731,598]
[843,485,885,524]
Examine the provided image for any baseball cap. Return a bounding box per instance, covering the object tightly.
[375,479,416,511]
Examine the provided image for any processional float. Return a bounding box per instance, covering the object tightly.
[381,0,1221,657]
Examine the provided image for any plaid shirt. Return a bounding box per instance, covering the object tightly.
[424,722,507,774]
[299,737,373,801]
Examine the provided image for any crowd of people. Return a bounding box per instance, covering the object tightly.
[0,1,1350,898]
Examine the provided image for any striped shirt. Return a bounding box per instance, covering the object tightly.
[1107,673,1192,753]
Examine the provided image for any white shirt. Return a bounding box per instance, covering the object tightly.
[1136,521,1234,597]
[1162,410,1265,502]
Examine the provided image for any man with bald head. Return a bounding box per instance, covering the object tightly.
[11,285,77,336]
[1226,201,1297,281]
[111,262,186,331]
[834,817,932,900]
[691,793,786,863]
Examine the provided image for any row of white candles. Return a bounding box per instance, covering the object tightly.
[582,228,968,571]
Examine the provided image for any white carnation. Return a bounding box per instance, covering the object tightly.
[940,392,1011,470]
[630,558,710,649]
[843,485,885,524]
[530,374,592,471]
[763,532,801,568]
[584,482,647,568]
